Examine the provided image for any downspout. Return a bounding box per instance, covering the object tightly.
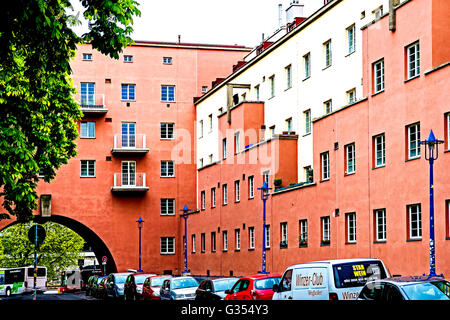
[389,0,400,32]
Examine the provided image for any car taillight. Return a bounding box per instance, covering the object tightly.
[329,293,339,301]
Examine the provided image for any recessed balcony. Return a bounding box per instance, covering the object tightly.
[111,134,149,156]
[77,94,108,116]
[111,173,149,193]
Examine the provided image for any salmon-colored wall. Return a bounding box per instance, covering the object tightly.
[432,0,450,67]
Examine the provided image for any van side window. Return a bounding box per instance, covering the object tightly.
[280,269,293,291]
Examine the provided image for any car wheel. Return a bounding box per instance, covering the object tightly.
[5,288,11,297]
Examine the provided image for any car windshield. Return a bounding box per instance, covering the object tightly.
[114,274,129,283]
[134,275,152,284]
[214,279,237,292]
[402,281,450,300]
[172,278,198,290]
[255,277,281,290]
[151,277,170,287]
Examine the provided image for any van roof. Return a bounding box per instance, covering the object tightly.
[286,258,383,270]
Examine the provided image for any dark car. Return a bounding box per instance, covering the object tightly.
[106,272,132,299]
[142,275,172,300]
[123,273,156,301]
[195,277,239,301]
[358,276,450,301]
[95,276,108,299]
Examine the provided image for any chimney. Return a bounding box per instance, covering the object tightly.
[389,0,401,32]
[285,0,304,25]
[278,4,283,28]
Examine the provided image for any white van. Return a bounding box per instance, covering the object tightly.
[272,258,389,300]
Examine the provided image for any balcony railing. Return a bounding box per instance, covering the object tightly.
[75,93,108,116]
[111,173,149,193]
[111,134,149,155]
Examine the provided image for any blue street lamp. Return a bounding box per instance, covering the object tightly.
[136,217,144,272]
[180,204,196,275]
[257,181,271,274]
[419,130,444,278]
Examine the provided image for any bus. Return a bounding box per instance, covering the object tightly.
[0,266,47,297]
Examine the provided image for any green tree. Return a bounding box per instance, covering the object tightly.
[0,222,85,281]
[0,0,140,222]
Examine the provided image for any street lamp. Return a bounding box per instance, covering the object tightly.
[136,217,144,272]
[257,181,272,274]
[419,129,444,278]
[180,204,197,275]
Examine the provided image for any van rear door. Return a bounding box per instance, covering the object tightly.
[292,267,329,300]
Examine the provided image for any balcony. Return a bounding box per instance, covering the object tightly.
[111,173,149,193]
[111,134,149,156]
[76,94,108,116]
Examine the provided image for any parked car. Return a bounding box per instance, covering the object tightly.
[272,258,389,300]
[123,273,156,301]
[160,276,199,300]
[85,275,96,296]
[224,274,281,300]
[142,275,172,300]
[95,276,108,299]
[196,277,239,301]
[358,276,450,301]
[105,272,132,299]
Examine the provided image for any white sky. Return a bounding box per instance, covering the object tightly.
[70,0,324,48]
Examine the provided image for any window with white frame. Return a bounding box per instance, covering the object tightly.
[408,204,422,240]
[121,122,136,147]
[223,138,227,159]
[347,24,355,54]
[373,59,385,93]
[124,55,133,63]
[249,227,255,249]
[406,41,420,79]
[161,85,175,102]
[281,222,288,246]
[163,57,172,65]
[374,134,385,167]
[80,160,95,177]
[263,171,270,194]
[303,52,311,79]
[323,40,332,68]
[160,199,175,216]
[121,161,136,186]
[235,180,240,202]
[211,232,216,252]
[286,118,293,133]
[235,132,240,153]
[248,176,254,199]
[255,85,260,100]
[299,219,308,244]
[211,187,216,208]
[121,84,135,101]
[191,234,196,253]
[209,154,213,164]
[235,229,241,250]
[208,114,213,132]
[407,123,421,159]
[446,113,450,150]
[199,158,203,168]
[269,75,275,98]
[285,65,292,89]
[345,143,356,174]
[201,191,206,210]
[223,184,228,205]
[80,121,95,138]
[304,110,311,134]
[374,209,386,241]
[198,120,203,138]
[80,82,95,105]
[161,160,174,177]
[223,231,228,251]
[160,123,174,140]
[373,6,383,20]
[346,212,357,243]
[321,151,330,180]
[160,237,175,254]
[347,88,356,104]
[324,100,332,114]
[265,225,271,248]
[202,86,208,93]
[321,216,330,243]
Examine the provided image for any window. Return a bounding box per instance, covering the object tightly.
[373,59,385,93]
[304,166,313,182]
[235,180,240,202]
[345,143,356,174]
[446,113,450,150]
[407,123,421,159]
[222,138,227,159]
[209,154,213,164]
[321,216,330,244]
[124,55,133,63]
[201,191,206,210]
[303,53,311,78]
[270,125,276,137]
[199,158,203,168]
[347,88,356,104]
[323,40,332,68]
[265,225,271,248]
[82,53,92,61]
[160,237,175,254]
[234,132,240,153]
[192,234,196,253]
[211,187,216,208]
[255,85,260,100]
[408,204,422,240]
[201,86,208,93]
[121,161,136,186]
[446,200,450,238]
[374,134,385,167]
[161,85,175,102]
[160,123,174,140]
[208,114,213,132]
[280,222,288,247]
[374,209,386,241]
[346,212,357,243]
[406,41,420,79]
[373,6,383,20]
[346,24,355,54]
[235,229,241,250]
[249,227,255,249]
[201,233,206,252]
[161,161,174,177]
[285,118,293,133]
[198,120,203,138]
[80,121,95,138]
[304,110,311,134]
[223,184,228,205]
[80,160,95,177]
[299,219,308,245]
[121,122,136,147]
[223,231,228,251]
[80,82,95,105]
[163,57,172,64]
[263,171,270,194]
[161,199,175,216]
[269,75,275,98]
[211,232,216,252]
[248,176,254,199]
[324,100,332,114]
[285,65,292,89]
[121,84,136,101]
[321,151,330,180]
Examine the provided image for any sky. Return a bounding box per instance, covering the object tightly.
[70,0,324,48]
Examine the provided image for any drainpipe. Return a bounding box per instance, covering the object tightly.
[389,0,400,32]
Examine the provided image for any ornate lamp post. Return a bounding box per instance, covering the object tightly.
[419,130,444,277]
[180,204,198,275]
[257,181,271,274]
[136,217,144,272]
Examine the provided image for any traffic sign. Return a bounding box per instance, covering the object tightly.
[102,256,108,263]
[28,225,46,247]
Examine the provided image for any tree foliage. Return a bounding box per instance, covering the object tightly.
[0,0,140,222]
[0,222,85,281]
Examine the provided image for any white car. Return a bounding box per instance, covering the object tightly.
[272,258,389,300]
[160,276,199,300]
